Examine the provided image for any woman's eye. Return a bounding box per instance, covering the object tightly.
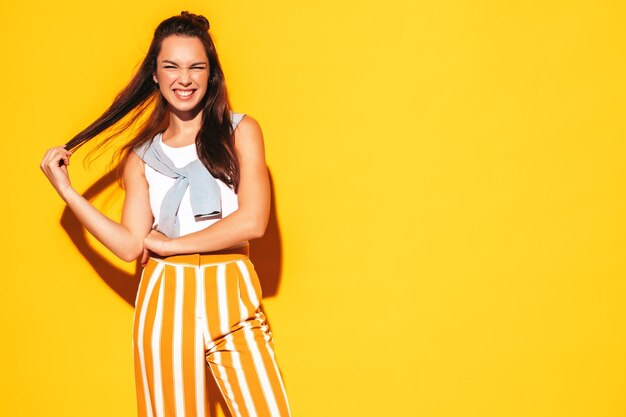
[164,66,175,69]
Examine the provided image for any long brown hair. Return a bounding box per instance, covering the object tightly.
[64,11,241,192]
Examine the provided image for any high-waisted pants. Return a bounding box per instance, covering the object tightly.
[131,248,292,417]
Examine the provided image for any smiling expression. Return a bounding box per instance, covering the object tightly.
[153,35,210,115]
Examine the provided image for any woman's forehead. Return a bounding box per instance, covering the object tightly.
[158,36,208,63]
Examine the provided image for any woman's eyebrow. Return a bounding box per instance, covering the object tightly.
[161,59,208,66]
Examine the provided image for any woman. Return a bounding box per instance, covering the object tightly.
[40,11,292,417]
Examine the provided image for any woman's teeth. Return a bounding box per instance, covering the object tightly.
[174,90,195,99]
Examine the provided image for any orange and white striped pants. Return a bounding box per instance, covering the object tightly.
[132,248,292,417]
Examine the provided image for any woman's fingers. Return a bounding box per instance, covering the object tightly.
[40,145,74,197]
[140,247,150,267]
[52,146,72,166]
[41,146,72,169]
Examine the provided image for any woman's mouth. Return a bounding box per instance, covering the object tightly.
[173,89,196,100]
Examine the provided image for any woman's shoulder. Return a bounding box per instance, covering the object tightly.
[230,110,247,130]
[231,113,264,154]
[131,132,159,156]
[231,111,261,132]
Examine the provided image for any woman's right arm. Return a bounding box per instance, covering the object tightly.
[40,145,154,262]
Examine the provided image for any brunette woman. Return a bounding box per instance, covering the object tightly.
[40,11,292,417]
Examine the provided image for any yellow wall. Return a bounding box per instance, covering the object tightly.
[1,1,625,416]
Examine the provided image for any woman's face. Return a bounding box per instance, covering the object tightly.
[153,35,210,115]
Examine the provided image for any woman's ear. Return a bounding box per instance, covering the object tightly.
[153,74,158,84]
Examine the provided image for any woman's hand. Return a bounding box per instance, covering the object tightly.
[140,247,151,268]
[40,144,74,200]
[143,229,174,257]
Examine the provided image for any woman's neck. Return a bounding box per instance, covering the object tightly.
[164,107,203,145]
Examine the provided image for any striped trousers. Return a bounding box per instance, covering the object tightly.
[132,248,292,417]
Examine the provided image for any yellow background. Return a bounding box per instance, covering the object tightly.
[1,1,625,416]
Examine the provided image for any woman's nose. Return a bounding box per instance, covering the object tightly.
[178,69,192,84]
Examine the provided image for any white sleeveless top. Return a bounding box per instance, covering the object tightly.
[144,132,240,238]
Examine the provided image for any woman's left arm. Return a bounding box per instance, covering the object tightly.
[144,115,271,255]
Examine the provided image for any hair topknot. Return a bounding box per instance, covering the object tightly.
[180,11,210,31]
